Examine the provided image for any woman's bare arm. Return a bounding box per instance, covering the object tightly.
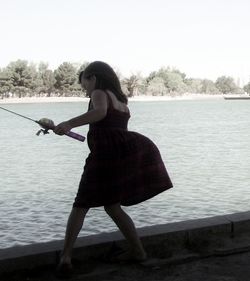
[54,90,108,135]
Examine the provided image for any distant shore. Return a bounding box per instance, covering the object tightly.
[0,94,223,104]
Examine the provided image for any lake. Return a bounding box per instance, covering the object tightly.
[0,98,250,249]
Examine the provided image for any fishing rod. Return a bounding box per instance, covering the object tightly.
[0,106,85,142]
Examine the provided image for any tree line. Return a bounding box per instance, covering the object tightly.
[0,59,250,99]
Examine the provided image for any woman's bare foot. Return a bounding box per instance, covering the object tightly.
[55,255,73,278]
[55,262,73,279]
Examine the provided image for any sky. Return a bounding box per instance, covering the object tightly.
[1,0,250,85]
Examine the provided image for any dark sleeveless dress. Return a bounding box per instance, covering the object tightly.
[73,94,173,208]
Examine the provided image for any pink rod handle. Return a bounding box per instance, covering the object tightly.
[65,131,86,142]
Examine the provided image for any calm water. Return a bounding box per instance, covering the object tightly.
[0,98,250,249]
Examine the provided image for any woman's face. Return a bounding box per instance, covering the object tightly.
[81,75,96,96]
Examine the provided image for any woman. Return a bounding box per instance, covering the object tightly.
[54,61,173,275]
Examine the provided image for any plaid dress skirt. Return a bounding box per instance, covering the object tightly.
[73,127,173,208]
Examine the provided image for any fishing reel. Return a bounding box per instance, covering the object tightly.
[36,118,55,136]
[0,105,85,142]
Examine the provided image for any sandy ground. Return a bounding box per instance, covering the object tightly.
[0,94,223,104]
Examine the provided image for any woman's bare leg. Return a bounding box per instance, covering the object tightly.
[104,203,146,260]
[59,207,89,265]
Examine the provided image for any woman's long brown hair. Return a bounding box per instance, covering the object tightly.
[79,61,128,104]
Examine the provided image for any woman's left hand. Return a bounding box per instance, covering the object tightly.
[53,121,73,135]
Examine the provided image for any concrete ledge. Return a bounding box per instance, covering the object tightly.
[1,211,250,274]
[225,211,250,234]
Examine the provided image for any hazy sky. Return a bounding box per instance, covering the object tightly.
[1,0,250,84]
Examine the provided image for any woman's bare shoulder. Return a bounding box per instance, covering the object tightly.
[90,90,108,110]
[106,90,129,113]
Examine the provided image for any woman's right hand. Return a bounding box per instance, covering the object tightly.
[53,121,73,135]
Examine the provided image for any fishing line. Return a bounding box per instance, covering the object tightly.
[0,106,37,122]
[0,105,85,142]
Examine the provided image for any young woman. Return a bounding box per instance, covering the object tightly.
[54,61,173,275]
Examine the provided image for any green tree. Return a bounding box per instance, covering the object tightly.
[165,72,187,94]
[28,63,40,96]
[215,76,238,94]
[6,60,37,98]
[146,77,167,96]
[0,68,12,98]
[243,82,250,94]
[146,71,157,84]
[122,74,141,97]
[54,62,78,96]
[37,62,56,96]
[42,69,56,96]
[201,79,220,94]
[147,67,187,94]
[185,78,203,93]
